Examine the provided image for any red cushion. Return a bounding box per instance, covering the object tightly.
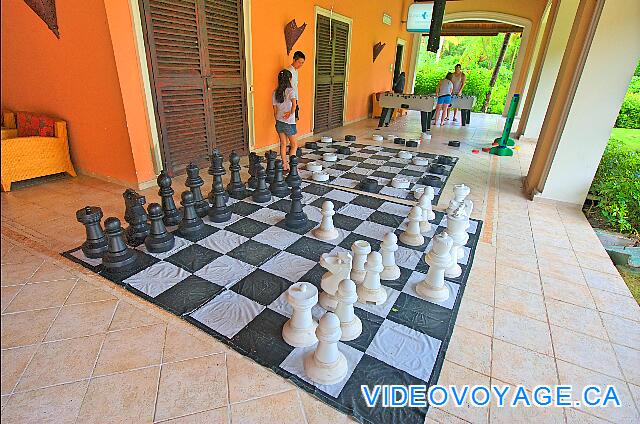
[16,112,56,137]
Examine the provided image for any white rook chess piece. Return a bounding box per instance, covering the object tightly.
[380,232,401,281]
[350,240,371,284]
[304,312,348,385]
[399,206,425,246]
[335,279,362,341]
[444,206,470,279]
[357,251,387,305]
[319,252,352,311]
[446,184,471,215]
[313,201,339,241]
[416,186,436,220]
[417,190,433,234]
[282,282,319,347]
[416,232,453,301]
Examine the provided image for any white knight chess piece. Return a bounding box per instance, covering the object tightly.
[318,251,352,311]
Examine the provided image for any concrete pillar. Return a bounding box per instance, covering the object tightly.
[521,0,580,139]
[526,0,640,205]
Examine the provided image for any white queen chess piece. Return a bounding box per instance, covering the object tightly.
[335,279,362,341]
[350,240,371,284]
[399,206,425,246]
[318,252,352,311]
[416,232,453,301]
[304,312,348,385]
[282,282,319,347]
[380,232,401,280]
[356,251,387,305]
[313,201,339,241]
[444,205,470,279]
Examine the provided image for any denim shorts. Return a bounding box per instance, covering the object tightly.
[275,120,297,136]
[437,95,452,105]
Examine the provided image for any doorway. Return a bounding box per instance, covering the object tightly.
[393,43,405,84]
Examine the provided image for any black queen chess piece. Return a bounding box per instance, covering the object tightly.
[144,203,175,253]
[102,217,138,274]
[123,188,149,247]
[157,171,182,227]
[185,162,209,218]
[76,206,108,259]
[226,150,247,198]
[207,150,229,204]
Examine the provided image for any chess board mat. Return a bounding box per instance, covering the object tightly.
[63,182,482,424]
[297,140,459,203]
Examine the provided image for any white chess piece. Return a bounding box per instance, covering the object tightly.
[356,251,387,305]
[417,190,433,234]
[444,206,470,279]
[335,279,362,341]
[282,282,319,347]
[416,186,436,220]
[318,252,352,311]
[379,232,401,281]
[313,201,339,241]
[416,232,453,301]
[303,312,348,385]
[457,198,473,259]
[446,184,471,215]
[350,240,371,284]
[399,206,425,246]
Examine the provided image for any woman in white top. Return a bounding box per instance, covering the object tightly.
[434,72,454,126]
[449,64,466,123]
[273,69,298,170]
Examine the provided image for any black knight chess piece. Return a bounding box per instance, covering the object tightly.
[208,179,232,223]
[177,191,206,238]
[285,155,302,187]
[226,151,247,198]
[157,171,182,226]
[285,185,308,229]
[145,203,175,253]
[207,149,228,203]
[102,217,138,274]
[185,162,209,218]
[76,206,108,258]
[270,159,290,197]
[252,164,272,203]
[123,188,149,247]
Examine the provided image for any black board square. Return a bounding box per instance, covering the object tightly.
[380,266,413,291]
[302,184,333,196]
[343,308,385,352]
[227,239,279,267]
[394,229,429,252]
[332,164,352,172]
[100,251,159,284]
[174,224,217,243]
[350,195,386,210]
[299,263,326,290]
[310,197,346,211]
[399,169,424,178]
[231,269,292,305]
[340,172,366,182]
[285,236,334,261]
[165,244,221,273]
[268,198,292,213]
[229,191,251,201]
[357,162,380,170]
[368,210,404,228]
[231,308,294,366]
[338,232,382,253]
[232,201,262,217]
[387,292,451,341]
[332,213,363,232]
[370,154,388,161]
[345,155,366,162]
[275,218,318,235]
[359,148,379,154]
[371,171,396,180]
[154,275,224,316]
[225,217,270,239]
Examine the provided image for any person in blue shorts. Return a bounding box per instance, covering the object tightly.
[434,72,454,126]
[273,69,298,170]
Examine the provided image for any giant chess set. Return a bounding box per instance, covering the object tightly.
[63,148,481,424]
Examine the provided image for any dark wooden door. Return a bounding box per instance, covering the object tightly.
[313,15,349,133]
[141,0,248,175]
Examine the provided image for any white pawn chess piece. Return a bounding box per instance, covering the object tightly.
[304,312,348,385]
[356,251,387,305]
[446,184,471,215]
[417,190,433,234]
[282,282,319,347]
[335,279,362,341]
[379,232,401,281]
[399,206,425,247]
[416,232,453,301]
[319,252,352,311]
[313,201,339,241]
[415,186,436,220]
[350,240,371,284]
[444,206,470,279]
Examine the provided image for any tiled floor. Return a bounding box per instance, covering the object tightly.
[1,112,639,423]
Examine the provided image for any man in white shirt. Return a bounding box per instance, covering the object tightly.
[286,51,305,121]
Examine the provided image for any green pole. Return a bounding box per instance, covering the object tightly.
[490,94,520,156]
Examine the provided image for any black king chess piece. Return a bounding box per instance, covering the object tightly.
[123,188,149,247]
[76,206,108,258]
[185,162,209,218]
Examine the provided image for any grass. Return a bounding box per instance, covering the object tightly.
[617,265,640,304]
[610,128,640,151]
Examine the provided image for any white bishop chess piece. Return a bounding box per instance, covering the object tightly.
[350,240,371,284]
[304,312,348,385]
[399,206,425,246]
[444,205,470,279]
[416,232,453,301]
[318,252,352,311]
[313,201,339,241]
[282,282,318,347]
[356,251,388,305]
[335,279,362,341]
[380,232,401,281]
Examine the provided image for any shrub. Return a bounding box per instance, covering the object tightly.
[615,92,640,129]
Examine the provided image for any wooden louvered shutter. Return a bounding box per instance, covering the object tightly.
[329,20,349,129]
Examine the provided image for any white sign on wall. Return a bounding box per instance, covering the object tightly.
[406,3,434,33]
[382,13,392,26]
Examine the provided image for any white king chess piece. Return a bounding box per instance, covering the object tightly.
[282,282,319,347]
[416,232,453,301]
[380,232,401,281]
[313,201,339,241]
[318,252,352,311]
[350,240,371,284]
[304,312,348,385]
[444,205,470,279]
[334,279,362,341]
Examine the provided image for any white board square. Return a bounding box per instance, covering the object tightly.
[124,261,191,298]
[190,290,264,338]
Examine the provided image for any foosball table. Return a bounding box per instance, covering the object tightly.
[449,95,476,126]
[380,93,476,129]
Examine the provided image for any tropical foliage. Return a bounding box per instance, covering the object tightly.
[615,60,640,129]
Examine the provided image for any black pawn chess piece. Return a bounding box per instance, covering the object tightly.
[178,191,206,238]
[185,162,209,218]
[226,151,246,197]
[208,179,232,223]
[157,171,182,227]
[102,217,138,274]
[252,165,272,203]
[207,151,229,204]
[295,147,303,158]
[145,203,175,253]
[285,155,302,187]
[265,150,277,183]
[76,206,108,259]
[285,185,308,229]
[270,159,290,197]
[123,189,149,247]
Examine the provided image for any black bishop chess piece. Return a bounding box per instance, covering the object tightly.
[285,155,302,187]
[177,191,206,239]
[285,185,308,229]
[123,188,149,247]
[76,206,108,259]
[102,217,138,274]
[157,171,182,227]
[270,159,290,197]
[144,203,175,253]
[265,150,277,183]
[185,162,209,218]
[207,150,229,204]
[226,151,247,198]
[208,179,232,223]
[252,164,272,203]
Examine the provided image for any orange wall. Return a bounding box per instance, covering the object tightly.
[251,0,413,149]
[1,0,139,184]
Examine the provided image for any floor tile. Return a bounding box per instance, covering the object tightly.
[456,297,494,336]
[298,390,352,424]
[600,312,640,350]
[1,307,59,348]
[29,261,77,283]
[491,339,557,388]
[433,361,489,423]
[230,389,306,424]
[45,299,117,341]
[489,389,565,423]
[0,285,21,312]
[546,298,608,339]
[64,280,117,305]
[538,258,585,285]
[1,344,37,394]
[565,408,610,424]
[1,260,44,286]
[591,288,640,322]
[495,283,547,322]
[493,308,552,355]
[612,343,640,386]
[109,300,164,331]
[541,276,597,309]
[163,325,228,363]
[574,251,619,275]
[582,268,632,296]
[157,407,229,424]
[4,279,76,313]
[495,266,542,295]
[227,351,293,403]
[446,326,491,376]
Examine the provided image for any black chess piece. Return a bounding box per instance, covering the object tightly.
[247,153,263,190]
[406,140,419,148]
[305,141,318,150]
[157,171,182,226]
[123,189,149,247]
[394,137,406,145]
[447,141,461,148]
[208,179,232,223]
[270,159,290,197]
[437,155,455,165]
[145,203,175,253]
[252,164,272,203]
[429,164,447,175]
[177,191,206,238]
[207,150,228,203]
[419,175,443,188]
[345,135,356,141]
[265,150,277,183]
[285,155,302,187]
[295,147,303,158]
[285,185,308,229]
[359,178,379,193]
[336,146,351,155]
[102,217,138,273]
[185,162,209,218]
[226,151,246,197]
[76,206,108,259]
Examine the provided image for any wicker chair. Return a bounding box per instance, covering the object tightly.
[1,112,76,191]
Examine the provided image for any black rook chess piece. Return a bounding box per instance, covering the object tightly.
[145,203,175,253]
[207,150,229,204]
[270,159,290,197]
[265,150,277,183]
[76,206,108,259]
[177,191,206,238]
[157,171,182,227]
[285,155,302,187]
[102,217,138,273]
[252,164,272,203]
[226,151,246,198]
[123,189,149,247]
[185,162,209,218]
[208,179,232,223]
[285,185,308,229]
